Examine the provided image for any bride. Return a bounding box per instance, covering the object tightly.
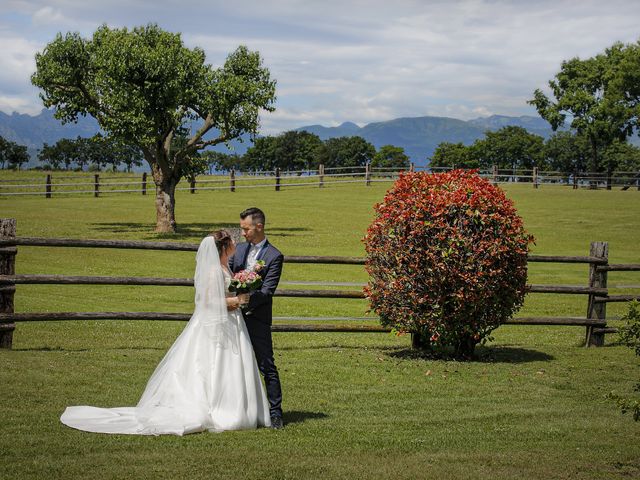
[60,230,271,435]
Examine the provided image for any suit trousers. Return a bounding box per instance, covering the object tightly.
[243,311,283,418]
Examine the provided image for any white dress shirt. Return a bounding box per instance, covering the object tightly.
[246,238,267,271]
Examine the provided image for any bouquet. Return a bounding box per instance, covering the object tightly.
[229,261,265,296]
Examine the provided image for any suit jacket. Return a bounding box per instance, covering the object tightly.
[229,240,284,324]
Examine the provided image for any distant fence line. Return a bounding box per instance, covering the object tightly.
[1,165,639,197]
[1,218,639,350]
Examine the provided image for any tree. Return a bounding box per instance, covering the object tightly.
[200,151,243,173]
[274,130,322,171]
[602,140,640,173]
[242,130,322,172]
[38,138,75,170]
[315,136,375,170]
[473,126,545,173]
[364,170,532,358]
[543,131,591,173]
[32,24,276,232]
[0,136,30,170]
[529,41,640,174]
[243,136,278,172]
[371,145,410,169]
[429,142,478,169]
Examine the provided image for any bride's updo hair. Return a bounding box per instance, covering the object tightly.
[210,230,233,255]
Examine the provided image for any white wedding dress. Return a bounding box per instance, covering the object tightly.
[60,236,271,435]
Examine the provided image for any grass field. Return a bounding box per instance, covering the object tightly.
[1,175,639,479]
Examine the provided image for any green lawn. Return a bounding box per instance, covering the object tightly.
[1,177,639,479]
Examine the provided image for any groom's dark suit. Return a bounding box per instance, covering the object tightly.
[230,239,283,419]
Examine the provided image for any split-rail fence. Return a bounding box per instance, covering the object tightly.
[1,165,639,197]
[1,218,639,350]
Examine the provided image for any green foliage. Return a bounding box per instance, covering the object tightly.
[530,40,640,171]
[473,126,545,170]
[315,136,375,169]
[601,141,640,173]
[37,135,143,171]
[618,301,640,357]
[608,301,640,421]
[243,130,322,171]
[31,23,276,231]
[371,145,410,169]
[364,170,533,358]
[200,151,243,173]
[0,136,29,170]
[543,131,591,173]
[430,142,478,169]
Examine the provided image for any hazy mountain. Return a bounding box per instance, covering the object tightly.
[297,114,554,164]
[0,109,99,149]
[1,109,559,167]
[468,114,555,138]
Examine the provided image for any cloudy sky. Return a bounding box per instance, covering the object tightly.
[1,0,639,134]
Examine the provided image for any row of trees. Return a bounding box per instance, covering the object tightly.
[430,126,640,173]
[0,136,29,170]
[38,135,143,172]
[207,131,410,173]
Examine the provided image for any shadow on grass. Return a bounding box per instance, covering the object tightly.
[387,345,554,363]
[14,346,90,352]
[284,410,329,425]
[90,222,310,240]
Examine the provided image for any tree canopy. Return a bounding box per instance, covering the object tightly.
[529,40,640,172]
[371,145,410,169]
[32,24,276,232]
[0,136,29,170]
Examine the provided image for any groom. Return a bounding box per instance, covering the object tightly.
[230,207,284,429]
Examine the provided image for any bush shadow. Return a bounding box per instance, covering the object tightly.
[387,345,554,363]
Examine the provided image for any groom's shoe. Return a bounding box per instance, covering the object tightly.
[270,416,284,430]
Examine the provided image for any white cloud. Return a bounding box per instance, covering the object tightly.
[31,6,66,26]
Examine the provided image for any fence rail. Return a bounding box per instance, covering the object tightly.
[1,165,638,197]
[0,220,638,349]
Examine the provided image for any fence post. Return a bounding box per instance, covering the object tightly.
[319,164,324,188]
[365,163,371,186]
[142,172,147,195]
[586,241,608,347]
[492,165,498,186]
[45,174,52,198]
[189,178,196,194]
[230,169,236,192]
[275,168,281,191]
[0,219,16,349]
[93,174,100,197]
[533,167,538,189]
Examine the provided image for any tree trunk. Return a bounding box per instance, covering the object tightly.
[589,138,599,189]
[154,178,178,233]
[454,335,477,359]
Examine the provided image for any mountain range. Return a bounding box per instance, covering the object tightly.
[0,109,557,167]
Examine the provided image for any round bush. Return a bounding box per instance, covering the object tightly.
[363,169,533,357]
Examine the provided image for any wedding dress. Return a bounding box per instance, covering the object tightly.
[60,236,271,435]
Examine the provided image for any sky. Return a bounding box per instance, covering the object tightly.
[1,0,640,135]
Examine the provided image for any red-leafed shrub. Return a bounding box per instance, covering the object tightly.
[363,169,533,357]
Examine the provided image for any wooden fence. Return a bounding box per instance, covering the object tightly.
[0,218,639,350]
[1,166,638,197]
